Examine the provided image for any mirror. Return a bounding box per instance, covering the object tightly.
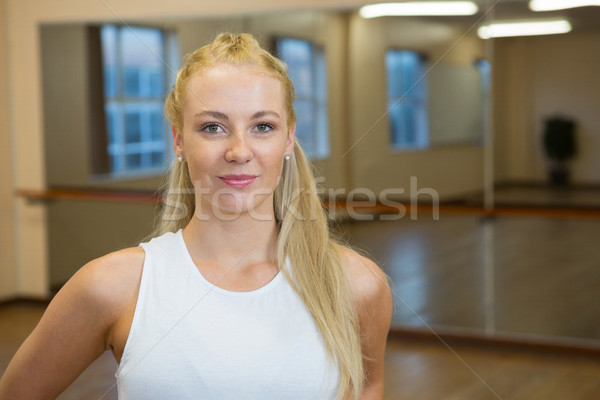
[39,1,600,346]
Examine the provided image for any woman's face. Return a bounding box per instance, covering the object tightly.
[173,63,295,220]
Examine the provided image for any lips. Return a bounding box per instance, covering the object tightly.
[218,174,258,188]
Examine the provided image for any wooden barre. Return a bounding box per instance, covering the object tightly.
[15,188,600,219]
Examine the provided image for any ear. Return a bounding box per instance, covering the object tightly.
[285,123,296,156]
[172,125,183,156]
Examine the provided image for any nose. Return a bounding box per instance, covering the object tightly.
[225,134,253,163]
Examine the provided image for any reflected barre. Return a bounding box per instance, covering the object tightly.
[15,188,600,220]
[16,188,163,204]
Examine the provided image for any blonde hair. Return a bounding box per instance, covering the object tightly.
[157,33,363,399]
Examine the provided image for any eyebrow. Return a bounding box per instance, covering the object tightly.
[193,111,229,121]
[251,111,281,120]
[192,110,281,121]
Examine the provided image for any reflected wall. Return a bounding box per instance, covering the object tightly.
[34,3,600,345]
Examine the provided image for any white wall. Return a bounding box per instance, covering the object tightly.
[494,32,600,184]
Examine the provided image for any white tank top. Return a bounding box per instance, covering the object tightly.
[116,230,339,399]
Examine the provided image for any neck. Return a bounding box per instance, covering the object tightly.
[182,208,279,270]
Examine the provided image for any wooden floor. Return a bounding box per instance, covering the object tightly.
[1,303,599,400]
[383,338,600,400]
[340,214,600,343]
[469,185,600,209]
[3,186,600,398]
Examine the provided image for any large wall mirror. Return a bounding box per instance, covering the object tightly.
[39,0,600,347]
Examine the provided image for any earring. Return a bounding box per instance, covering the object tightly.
[177,155,184,162]
[284,154,291,161]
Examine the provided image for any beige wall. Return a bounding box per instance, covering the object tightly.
[41,23,167,191]
[39,25,167,287]
[40,12,350,287]
[41,25,90,186]
[7,0,600,298]
[47,201,157,288]
[0,0,17,300]
[347,15,486,198]
[494,32,600,184]
[7,0,370,298]
[5,1,490,297]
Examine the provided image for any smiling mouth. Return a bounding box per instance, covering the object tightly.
[218,175,258,188]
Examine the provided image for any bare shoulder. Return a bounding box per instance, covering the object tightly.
[336,244,392,310]
[54,246,146,339]
[71,246,145,308]
[0,247,146,399]
[44,246,147,359]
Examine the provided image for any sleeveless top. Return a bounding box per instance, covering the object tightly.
[115,230,339,399]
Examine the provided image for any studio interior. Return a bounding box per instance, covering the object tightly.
[1,0,599,398]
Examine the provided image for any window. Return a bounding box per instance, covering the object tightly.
[101,25,177,175]
[386,50,428,149]
[276,38,329,159]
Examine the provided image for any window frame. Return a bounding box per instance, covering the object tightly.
[93,23,177,179]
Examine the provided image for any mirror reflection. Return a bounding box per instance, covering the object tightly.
[39,2,600,346]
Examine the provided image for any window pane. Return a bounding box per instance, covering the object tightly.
[386,52,401,98]
[276,37,329,159]
[124,67,140,97]
[476,59,491,93]
[125,112,141,143]
[148,70,164,98]
[150,152,164,167]
[389,103,407,146]
[150,111,165,141]
[100,25,174,175]
[126,153,142,169]
[315,49,327,103]
[277,38,313,98]
[110,155,119,172]
[121,27,164,99]
[387,49,428,149]
[315,103,330,159]
[105,104,118,145]
[101,26,118,98]
[294,100,315,154]
[104,66,117,99]
[386,50,424,99]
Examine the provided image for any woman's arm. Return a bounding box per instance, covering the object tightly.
[0,247,144,399]
[340,247,394,400]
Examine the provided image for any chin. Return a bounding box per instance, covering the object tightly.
[211,196,274,221]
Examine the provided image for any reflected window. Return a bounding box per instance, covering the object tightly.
[276,38,330,159]
[475,58,491,145]
[101,25,176,175]
[386,50,429,149]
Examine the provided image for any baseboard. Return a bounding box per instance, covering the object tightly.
[0,296,51,307]
[389,325,600,359]
[494,180,600,191]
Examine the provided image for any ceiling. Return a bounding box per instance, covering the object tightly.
[486,0,600,31]
[365,1,600,32]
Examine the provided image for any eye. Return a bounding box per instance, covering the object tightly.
[201,123,224,134]
[255,123,274,133]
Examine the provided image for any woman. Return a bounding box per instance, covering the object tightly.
[0,33,392,399]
